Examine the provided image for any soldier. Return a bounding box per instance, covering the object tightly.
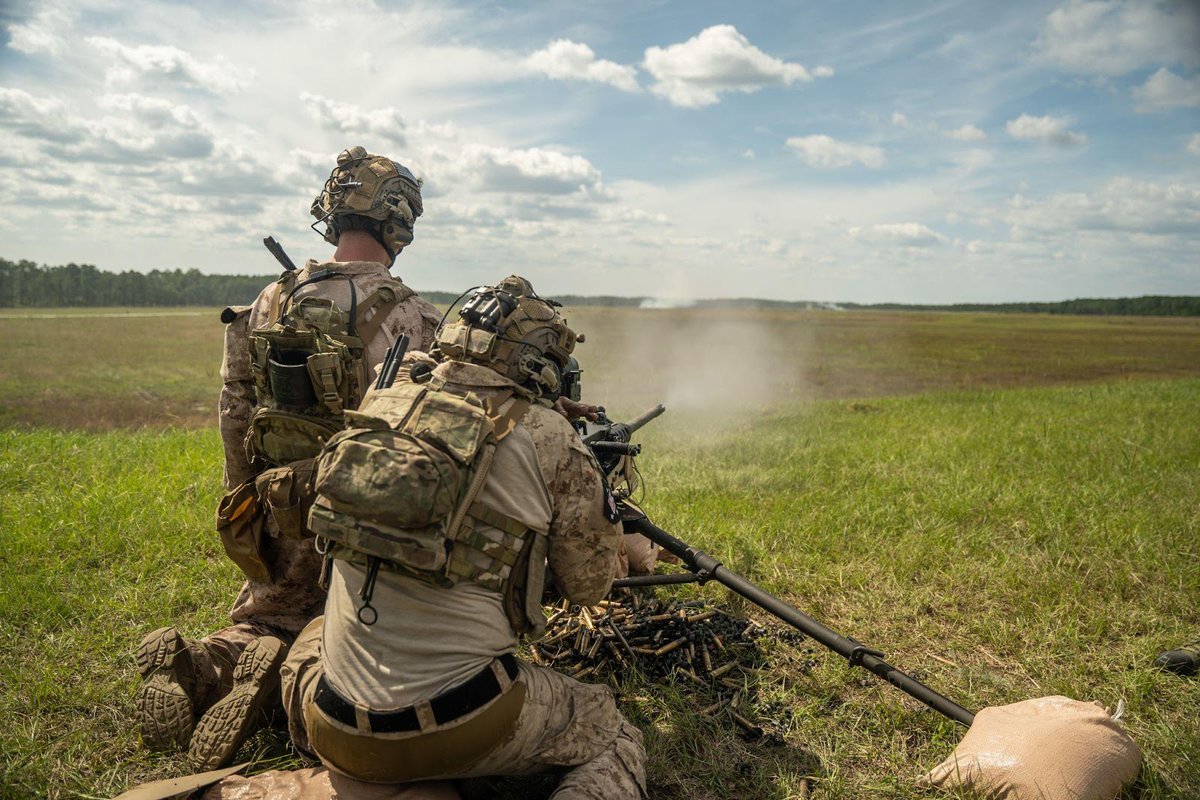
[135,146,442,769]
[278,277,646,798]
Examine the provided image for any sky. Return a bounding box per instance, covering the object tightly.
[0,0,1198,304]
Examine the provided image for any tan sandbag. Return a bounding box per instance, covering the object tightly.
[200,767,461,800]
[919,695,1141,800]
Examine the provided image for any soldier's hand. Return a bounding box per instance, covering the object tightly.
[554,396,601,421]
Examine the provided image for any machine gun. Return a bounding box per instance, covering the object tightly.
[576,404,664,479]
[586,404,977,728]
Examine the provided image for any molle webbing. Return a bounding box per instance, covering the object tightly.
[266,270,297,327]
[312,386,538,601]
[445,507,528,592]
[288,270,358,334]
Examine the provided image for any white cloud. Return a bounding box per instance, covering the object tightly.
[892,112,910,127]
[454,145,603,195]
[1133,67,1200,112]
[86,36,247,94]
[0,87,78,143]
[299,93,409,146]
[813,65,835,78]
[6,4,73,56]
[741,148,755,159]
[643,25,824,108]
[785,135,885,168]
[1036,0,1200,76]
[0,86,221,168]
[1005,113,1087,146]
[947,124,986,141]
[1189,133,1200,156]
[1006,177,1200,238]
[526,40,639,92]
[850,222,948,247]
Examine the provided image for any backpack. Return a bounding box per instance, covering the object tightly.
[245,268,411,467]
[308,380,545,630]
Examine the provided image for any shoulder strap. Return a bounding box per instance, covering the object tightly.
[266,270,296,326]
[354,286,399,343]
[485,393,531,442]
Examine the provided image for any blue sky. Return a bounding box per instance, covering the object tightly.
[0,0,1197,303]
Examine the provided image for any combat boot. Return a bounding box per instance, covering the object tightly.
[136,626,200,751]
[188,635,288,770]
[1155,637,1200,676]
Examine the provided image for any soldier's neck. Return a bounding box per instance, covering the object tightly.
[333,231,392,267]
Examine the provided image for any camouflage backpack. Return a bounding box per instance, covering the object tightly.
[246,268,411,467]
[308,380,547,631]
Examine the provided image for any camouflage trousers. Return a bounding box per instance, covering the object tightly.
[281,618,647,799]
[194,529,326,708]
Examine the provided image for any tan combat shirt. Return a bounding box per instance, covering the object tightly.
[219,259,441,490]
[321,360,622,710]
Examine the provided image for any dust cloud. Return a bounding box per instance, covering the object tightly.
[565,307,815,422]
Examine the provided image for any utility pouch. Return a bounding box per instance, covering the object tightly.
[505,530,549,639]
[215,480,272,582]
[246,408,342,466]
[255,458,317,540]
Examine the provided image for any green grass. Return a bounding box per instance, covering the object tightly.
[3,380,1198,798]
[3,306,1199,429]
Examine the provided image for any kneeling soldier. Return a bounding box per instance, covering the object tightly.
[135,146,440,767]
[280,277,647,798]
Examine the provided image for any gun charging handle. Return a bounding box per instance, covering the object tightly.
[583,403,666,445]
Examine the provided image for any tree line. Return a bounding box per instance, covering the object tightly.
[842,297,1200,316]
[0,259,273,307]
[1,258,1197,316]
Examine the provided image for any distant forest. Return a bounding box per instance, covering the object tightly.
[2,258,1198,317]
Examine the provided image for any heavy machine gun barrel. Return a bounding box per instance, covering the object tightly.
[621,516,977,727]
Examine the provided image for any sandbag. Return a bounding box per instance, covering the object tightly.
[919,695,1141,800]
[200,767,460,800]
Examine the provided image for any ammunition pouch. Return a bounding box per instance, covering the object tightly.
[245,270,408,468]
[255,458,317,540]
[216,480,272,582]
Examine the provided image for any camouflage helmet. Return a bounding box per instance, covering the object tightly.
[310,146,424,261]
[435,275,580,399]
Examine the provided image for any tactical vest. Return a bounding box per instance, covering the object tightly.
[246,268,412,467]
[308,380,549,635]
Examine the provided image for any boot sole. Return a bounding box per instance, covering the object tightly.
[135,627,196,751]
[188,636,287,770]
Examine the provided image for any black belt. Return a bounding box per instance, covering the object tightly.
[314,653,519,733]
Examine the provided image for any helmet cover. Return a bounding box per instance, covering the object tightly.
[436,275,579,398]
[311,146,424,260]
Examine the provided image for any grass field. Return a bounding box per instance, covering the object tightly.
[2,306,1199,427]
[2,307,1199,799]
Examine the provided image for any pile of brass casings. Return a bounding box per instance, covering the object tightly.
[534,595,787,738]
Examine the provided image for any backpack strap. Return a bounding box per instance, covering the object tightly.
[354,286,399,343]
[266,270,297,326]
[483,391,531,442]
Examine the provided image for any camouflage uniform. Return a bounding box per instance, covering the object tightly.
[280,360,646,799]
[193,258,440,704]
